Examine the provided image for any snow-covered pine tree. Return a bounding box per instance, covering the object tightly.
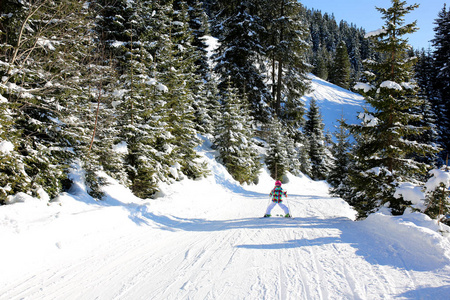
[58,0,121,199]
[212,0,270,123]
[155,1,208,181]
[120,2,167,198]
[265,118,289,181]
[193,72,221,136]
[263,0,311,119]
[179,1,217,137]
[214,81,261,184]
[186,0,210,80]
[0,0,98,201]
[329,41,351,89]
[351,0,439,217]
[304,98,330,180]
[297,136,312,177]
[424,168,450,225]
[431,4,450,165]
[328,116,352,199]
[313,46,331,80]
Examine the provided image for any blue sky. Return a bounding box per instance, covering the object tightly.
[300,0,447,50]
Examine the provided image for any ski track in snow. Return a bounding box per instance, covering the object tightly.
[1,167,450,300]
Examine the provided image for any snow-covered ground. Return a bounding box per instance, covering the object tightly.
[302,74,366,134]
[1,137,450,300]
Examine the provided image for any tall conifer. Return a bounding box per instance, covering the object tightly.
[351,0,439,217]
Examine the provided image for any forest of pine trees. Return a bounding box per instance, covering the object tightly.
[0,0,449,222]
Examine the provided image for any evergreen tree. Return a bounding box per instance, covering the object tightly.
[95,0,163,197]
[265,118,289,180]
[329,116,352,199]
[186,0,210,80]
[194,72,221,135]
[329,41,351,89]
[423,168,450,225]
[155,1,208,181]
[0,0,97,201]
[212,0,269,122]
[304,99,329,180]
[431,4,450,164]
[214,81,261,184]
[313,46,331,80]
[263,0,310,119]
[351,0,439,217]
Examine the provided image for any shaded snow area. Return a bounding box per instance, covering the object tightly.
[302,74,366,133]
[1,138,450,300]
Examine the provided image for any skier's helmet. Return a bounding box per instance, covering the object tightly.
[275,180,282,186]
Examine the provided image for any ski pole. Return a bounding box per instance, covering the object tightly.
[285,194,293,217]
[263,197,272,216]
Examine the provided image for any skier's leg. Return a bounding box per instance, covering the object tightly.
[278,202,290,215]
[265,202,276,215]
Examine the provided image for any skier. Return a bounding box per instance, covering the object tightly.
[264,180,291,218]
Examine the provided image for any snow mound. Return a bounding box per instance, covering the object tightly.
[361,212,450,270]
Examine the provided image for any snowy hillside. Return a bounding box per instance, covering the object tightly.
[1,132,450,299]
[302,74,366,134]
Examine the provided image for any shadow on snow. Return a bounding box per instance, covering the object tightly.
[136,206,450,273]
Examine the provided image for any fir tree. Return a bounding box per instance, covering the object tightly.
[155,1,208,181]
[186,0,210,80]
[304,99,330,180]
[328,116,352,199]
[329,41,351,89]
[194,72,221,135]
[424,168,450,225]
[313,46,331,80]
[212,0,269,122]
[214,81,261,184]
[0,0,97,201]
[265,119,289,180]
[431,4,450,164]
[351,0,439,217]
[263,0,311,119]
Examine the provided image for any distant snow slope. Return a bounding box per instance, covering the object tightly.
[1,137,449,300]
[302,74,366,134]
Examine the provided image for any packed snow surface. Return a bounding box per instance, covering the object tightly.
[1,139,449,300]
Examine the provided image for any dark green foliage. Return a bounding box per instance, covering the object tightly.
[212,0,270,122]
[425,182,450,221]
[305,9,373,84]
[329,41,351,89]
[349,0,439,217]
[265,119,288,180]
[328,117,352,199]
[304,99,330,180]
[0,0,95,201]
[431,4,450,164]
[214,82,261,184]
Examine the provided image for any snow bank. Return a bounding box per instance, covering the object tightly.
[395,182,426,211]
[395,169,450,213]
[361,212,450,270]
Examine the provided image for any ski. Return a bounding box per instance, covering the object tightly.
[260,214,293,219]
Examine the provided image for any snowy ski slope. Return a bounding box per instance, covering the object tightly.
[1,74,449,299]
[1,139,449,299]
